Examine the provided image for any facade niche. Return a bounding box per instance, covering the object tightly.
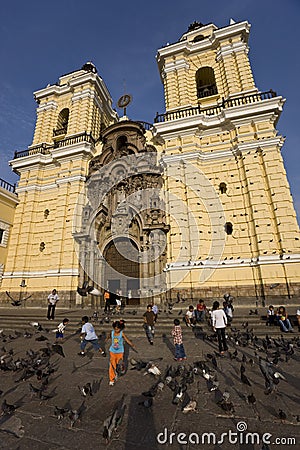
[116,135,128,151]
[219,182,227,194]
[225,222,233,235]
[196,67,217,98]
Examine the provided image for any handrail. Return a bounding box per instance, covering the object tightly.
[53,127,67,136]
[154,90,277,123]
[14,132,96,159]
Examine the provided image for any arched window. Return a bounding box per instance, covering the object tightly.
[196,67,218,99]
[55,108,69,135]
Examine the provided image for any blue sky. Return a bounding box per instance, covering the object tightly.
[0,0,299,223]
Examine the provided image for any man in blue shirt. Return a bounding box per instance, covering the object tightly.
[78,316,106,357]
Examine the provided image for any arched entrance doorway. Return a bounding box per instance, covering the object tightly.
[103,237,140,304]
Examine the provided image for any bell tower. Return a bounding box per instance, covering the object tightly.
[154,20,300,303]
[0,63,117,305]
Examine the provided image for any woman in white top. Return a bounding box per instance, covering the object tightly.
[211,300,228,354]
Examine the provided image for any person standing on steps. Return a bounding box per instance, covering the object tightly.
[47,289,59,320]
[143,304,156,345]
[171,318,187,361]
[211,300,228,355]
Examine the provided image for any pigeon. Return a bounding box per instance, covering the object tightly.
[240,365,251,386]
[5,291,20,306]
[259,357,286,393]
[29,383,45,397]
[23,330,32,338]
[51,344,65,358]
[78,383,93,397]
[54,406,69,420]
[222,391,230,402]
[69,409,81,427]
[206,353,218,369]
[145,364,161,377]
[103,396,126,442]
[11,300,22,307]
[182,400,197,413]
[247,393,256,404]
[273,371,287,382]
[207,379,219,392]
[278,409,287,422]
[217,398,234,413]
[29,321,44,332]
[77,281,100,297]
[36,335,48,342]
[138,398,153,408]
[172,384,187,405]
[1,399,16,415]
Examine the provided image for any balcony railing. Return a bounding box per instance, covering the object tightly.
[0,178,16,193]
[197,84,218,99]
[154,90,277,123]
[53,127,67,137]
[14,132,96,159]
[14,143,51,159]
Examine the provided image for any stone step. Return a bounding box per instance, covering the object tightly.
[0,313,298,337]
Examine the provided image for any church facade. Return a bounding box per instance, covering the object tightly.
[1,20,299,306]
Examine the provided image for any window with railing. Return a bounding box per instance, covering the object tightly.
[196,67,218,99]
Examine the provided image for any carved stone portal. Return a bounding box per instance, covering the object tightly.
[74,120,169,304]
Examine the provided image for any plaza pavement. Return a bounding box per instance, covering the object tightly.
[0,307,299,450]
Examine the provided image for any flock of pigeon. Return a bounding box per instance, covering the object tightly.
[0,313,299,446]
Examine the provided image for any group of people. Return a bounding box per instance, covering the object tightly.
[183,294,234,329]
[46,288,299,387]
[267,305,300,332]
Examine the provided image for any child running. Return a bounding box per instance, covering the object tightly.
[55,318,69,343]
[106,320,135,386]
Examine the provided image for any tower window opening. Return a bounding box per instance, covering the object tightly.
[196,67,218,99]
[219,182,227,194]
[54,108,69,136]
[225,222,233,235]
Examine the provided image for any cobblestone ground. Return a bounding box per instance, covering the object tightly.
[0,315,299,450]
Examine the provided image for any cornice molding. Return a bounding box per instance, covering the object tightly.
[164,59,190,74]
[36,100,58,113]
[216,41,249,61]
[157,21,250,66]
[165,253,300,271]
[16,175,86,193]
[3,268,79,278]
[0,187,18,204]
